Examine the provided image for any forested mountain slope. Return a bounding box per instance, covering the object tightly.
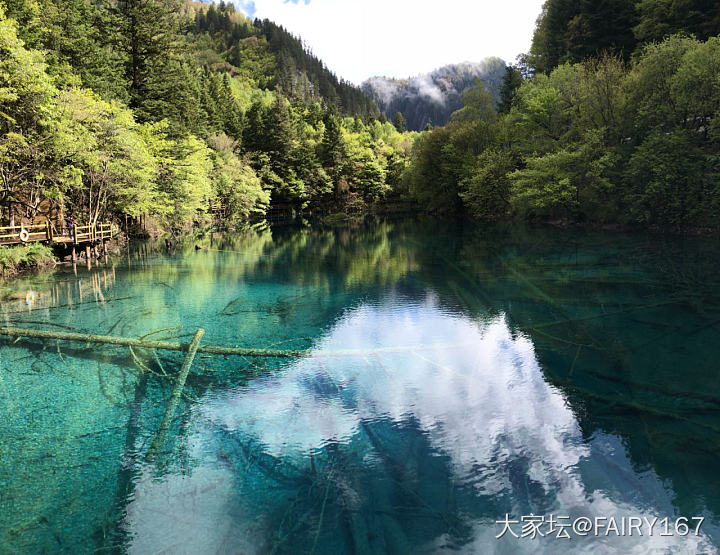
[404,1,720,229]
[188,2,379,117]
[361,59,506,131]
[528,0,720,73]
[0,0,410,238]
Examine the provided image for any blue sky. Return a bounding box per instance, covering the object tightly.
[218,0,545,84]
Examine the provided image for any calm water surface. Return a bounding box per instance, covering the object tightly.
[1,218,719,554]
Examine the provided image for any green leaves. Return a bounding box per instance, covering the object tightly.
[404,28,720,228]
[450,79,497,124]
[0,0,417,230]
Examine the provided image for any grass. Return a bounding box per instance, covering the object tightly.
[0,243,55,274]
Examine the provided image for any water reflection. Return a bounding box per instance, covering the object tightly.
[1,218,720,554]
[124,298,715,554]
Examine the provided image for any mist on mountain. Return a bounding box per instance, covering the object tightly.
[361,58,507,131]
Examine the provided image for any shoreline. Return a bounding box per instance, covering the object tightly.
[2,214,719,284]
[0,237,126,281]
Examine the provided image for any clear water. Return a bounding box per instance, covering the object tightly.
[1,217,719,554]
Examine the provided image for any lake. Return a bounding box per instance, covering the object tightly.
[1,217,719,554]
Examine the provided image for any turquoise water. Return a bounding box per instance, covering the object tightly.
[1,217,719,554]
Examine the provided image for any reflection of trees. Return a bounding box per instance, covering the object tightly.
[441,224,720,519]
[125,218,720,524]
[111,220,424,354]
[5,219,720,553]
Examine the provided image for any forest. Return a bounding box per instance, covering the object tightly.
[1,0,720,263]
[408,0,720,227]
[0,0,412,245]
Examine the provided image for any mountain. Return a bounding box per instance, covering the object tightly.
[189,1,380,117]
[361,58,507,131]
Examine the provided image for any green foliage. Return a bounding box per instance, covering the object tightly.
[509,129,616,220]
[0,6,59,223]
[405,29,720,229]
[634,0,720,43]
[52,89,159,224]
[0,243,53,272]
[460,149,515,219]
[189,4,379,118]
[209,134,270,224]
[626,130,718,226]
[344,141,388,203]
[393,112,406,133]
[498,66,523,114]
[529,0,637,73]
[450,79,498,123]
[0,0,415,236]
[404,125,465,213]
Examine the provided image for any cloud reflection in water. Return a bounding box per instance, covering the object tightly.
[125,295,716,554]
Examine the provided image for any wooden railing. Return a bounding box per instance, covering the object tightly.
[0,221,118,246]
[0,222,53,245]
[73,223,116,244]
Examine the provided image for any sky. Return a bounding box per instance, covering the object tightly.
[223,0,545,84]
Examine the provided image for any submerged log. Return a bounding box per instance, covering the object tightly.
[145,329,204,462]
[0,326,474,358]
[0,326,306,357]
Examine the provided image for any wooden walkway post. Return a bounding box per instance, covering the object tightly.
[145,329,204,463]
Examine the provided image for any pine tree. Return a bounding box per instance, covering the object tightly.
[393,111,407,133]
[320,106,345,196]
[264,93,295,175]
[498,66,523,114]
[242,100,266,153]
[220,74,244,140]
[115,0,184,123]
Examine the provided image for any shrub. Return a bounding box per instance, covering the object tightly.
[0,244,55,273]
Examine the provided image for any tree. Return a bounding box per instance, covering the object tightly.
[393,111,406,132]
[154,134,214,228]
[320,106,345,190]
[114,0,191,127]
[529,0,578,73]
[529,0,637,73]
[39,0,128,101]
[509,128,616,220]
[0,7,58,225]
[634,0,720,43]
[626,130,717,226]
[498,66,523,114]
[209,134,270,224]
[460,149,515,219]
[450,79,497,123]
[53,89,158,225]
[344,141,387,202]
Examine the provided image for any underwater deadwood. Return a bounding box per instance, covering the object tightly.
[0,327,306,357]
[145,329,204,462]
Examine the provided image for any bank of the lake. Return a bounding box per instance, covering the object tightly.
[0,243,56,277]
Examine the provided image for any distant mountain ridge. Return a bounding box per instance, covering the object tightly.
[361,58,506,131]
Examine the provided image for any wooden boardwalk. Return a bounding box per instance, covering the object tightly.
[0,222,118,247]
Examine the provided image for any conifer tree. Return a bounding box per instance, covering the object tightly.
[498,66,523,114]
[393,111,407,133]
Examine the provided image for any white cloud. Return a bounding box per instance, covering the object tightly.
[229,0,544,84]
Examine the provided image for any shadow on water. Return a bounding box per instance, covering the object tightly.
[1,217,720,554]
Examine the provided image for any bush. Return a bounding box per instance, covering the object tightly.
[0,244,55,273]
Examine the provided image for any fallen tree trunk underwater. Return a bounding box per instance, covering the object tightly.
[145,329,204,462]
[0,326,477,358]
[0,326,306,357]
